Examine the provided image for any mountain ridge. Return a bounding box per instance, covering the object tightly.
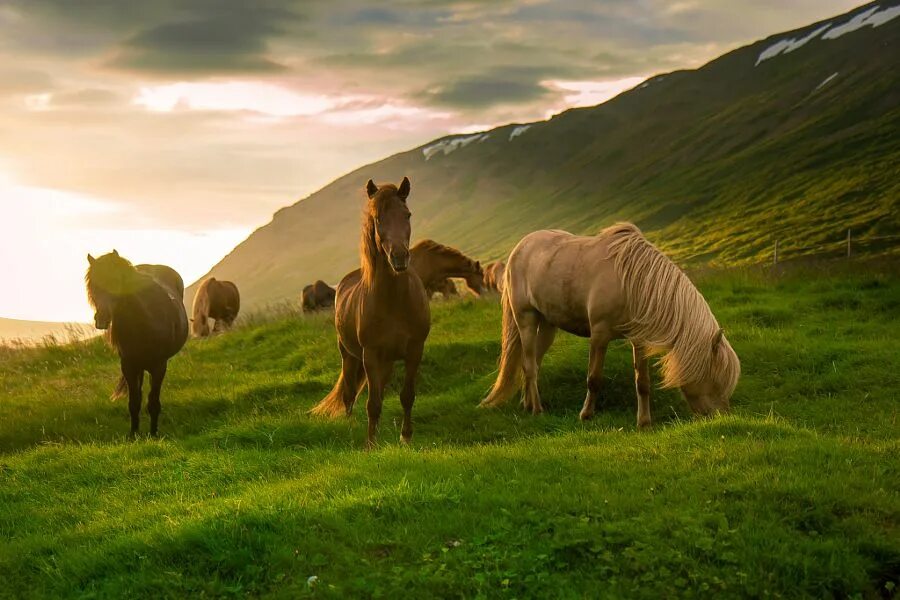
[187,1,900,309]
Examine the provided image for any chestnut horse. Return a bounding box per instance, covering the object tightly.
[409,239,484,297]
[481,224,740,427]
[86,250,189,437]
[310,177,430,448]
[482,260,506,293]
[301,280,336,312]
[191,277,240,337]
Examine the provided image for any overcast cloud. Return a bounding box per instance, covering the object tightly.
[0,0,864,230]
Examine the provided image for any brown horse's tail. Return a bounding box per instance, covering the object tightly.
[309,370,362,418]
[111,375,128,400]
[480,288,522,408]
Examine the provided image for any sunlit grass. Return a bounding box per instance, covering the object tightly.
[1,262,898,597]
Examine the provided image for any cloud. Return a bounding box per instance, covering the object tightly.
[422,75,556,109]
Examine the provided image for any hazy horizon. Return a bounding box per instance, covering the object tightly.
[0,0,863,323]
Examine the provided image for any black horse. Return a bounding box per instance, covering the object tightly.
[86,250,189,437]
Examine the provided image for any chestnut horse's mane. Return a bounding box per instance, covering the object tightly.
[602,222,739,393]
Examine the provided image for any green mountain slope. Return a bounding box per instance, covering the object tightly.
[188,2,900,308]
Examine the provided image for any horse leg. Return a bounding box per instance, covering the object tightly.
[363,349,393,450]
[147,361,168,437]
[633,344,652,428]
[122,360,144,438]
[399,341,424,445]
[535,323,557,369]
[339,342,364,415]
[580,334,610,421]
[516,309,543,415]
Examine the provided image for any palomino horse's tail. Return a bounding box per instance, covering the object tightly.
[480,287,522,407]
[309,370,363,418]
[111,375,128,400]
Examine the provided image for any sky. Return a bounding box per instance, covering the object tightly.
[0,0,863,322]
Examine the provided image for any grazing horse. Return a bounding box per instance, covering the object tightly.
[433,278,460,298]
[409,239,484,298]
[310,177,430,448]
[191,277,240,337]
[92,264,184,329]
[85,250,189,437]
[482,260,506,293]
[481,224,740,427]
[301,280,337,312]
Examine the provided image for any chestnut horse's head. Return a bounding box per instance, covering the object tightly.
[463,261,485,296]
[366,177,412,274]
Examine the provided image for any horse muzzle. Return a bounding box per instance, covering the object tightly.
[389,252,410,273]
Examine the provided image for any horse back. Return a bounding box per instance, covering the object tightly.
[112,273,189,361]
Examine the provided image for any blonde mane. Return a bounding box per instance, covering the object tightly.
[603,223,739,392]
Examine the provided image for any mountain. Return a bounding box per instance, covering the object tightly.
[0,317,93,345]
[187,2,900,309]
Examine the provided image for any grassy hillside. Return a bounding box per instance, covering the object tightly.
[2,262,899,598]
[188,2,900,309]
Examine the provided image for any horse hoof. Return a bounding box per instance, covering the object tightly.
[400,435,412,446]
[579,410,594,421]
[637,418,652,429]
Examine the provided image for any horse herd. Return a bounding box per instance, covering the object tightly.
[85,177,740,446]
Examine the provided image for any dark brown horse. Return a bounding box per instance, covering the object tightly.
[86,250,189,437]
[310,177,430,448]
[92,264,184,329]
[409,239,484,298]
[301,280,337,312]
[191,277,240,337]
[483,260,506,293]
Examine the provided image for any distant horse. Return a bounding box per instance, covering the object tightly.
[409,239,484,297]
[310,177,430,448]
[433,278,460,299]
[481,224,740,427]
[85,250,189,437]
[92,264,184,329]
[482,260,506,293]
[301,280,337,312]
[191,277,240,337]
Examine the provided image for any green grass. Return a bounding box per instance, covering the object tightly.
[1,263,899,598]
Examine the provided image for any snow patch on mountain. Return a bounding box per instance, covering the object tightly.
[422,133,489,160]
[823,4,900,39]
[756,23,831,65]
[756,4,900,66]
[509,125,531,141]
[815,72,839,91]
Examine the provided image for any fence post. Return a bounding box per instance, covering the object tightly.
[846,229,851,258]
[773,239,779,265]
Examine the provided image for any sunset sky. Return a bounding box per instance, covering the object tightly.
[0,0,861,322]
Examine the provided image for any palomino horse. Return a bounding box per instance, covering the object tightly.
[482,260,506,293]
[92,263,184,330]
[310,177,431,448]
[86,250,189,437]
[410,239,484,298]
[301,280,336,312]
[191,277,240,337]
[481,224,740,427]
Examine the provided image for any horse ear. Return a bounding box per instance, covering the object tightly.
[475,260,481,270]
[713,328,724,352]
[112,249,119,257]
[397,176,411,201]
[366,179,378,199]
[87,254,96,265]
